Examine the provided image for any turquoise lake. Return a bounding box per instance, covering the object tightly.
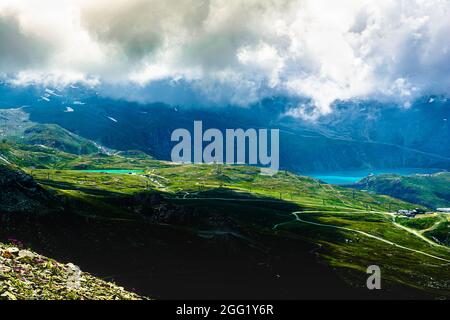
[305,168,445,185]
[77,168,446,185]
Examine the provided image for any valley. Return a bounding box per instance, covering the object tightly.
[1,1,450,304]
[1,136,449,299]
[0,85,449,300]
[1,83,450,173]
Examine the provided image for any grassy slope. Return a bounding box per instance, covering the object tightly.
[0,163,142,300]
[396,214,450,246]
[20,124,100,155]
[0,140,160,170]
[352,172,450,209]
[1,141,449,298]
[25,163,450,298]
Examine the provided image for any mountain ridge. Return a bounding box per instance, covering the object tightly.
[351,172,450,209]
[0,82,449,172]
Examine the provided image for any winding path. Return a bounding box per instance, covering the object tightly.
[287,211,450,263]
[389,214,447,248]
[176,194,450,263]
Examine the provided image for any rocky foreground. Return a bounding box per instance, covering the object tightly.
[0,242,142,300]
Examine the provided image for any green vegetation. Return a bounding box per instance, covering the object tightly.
[21,124,100,155]
[424,220,450,246]
[0,140,160,170]
[1,139,450,299]
[278,210,450,296]
[29,163,421,213]
[22,162,449,298]
[396,215,443,231]
[352,172,450,209]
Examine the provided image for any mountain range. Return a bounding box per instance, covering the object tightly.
[1,82,449,173]
[1,85,449,298]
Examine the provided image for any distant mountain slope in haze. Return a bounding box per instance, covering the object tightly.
[352,172,450,209]
[1,82,449,172]
[318,97,450,159]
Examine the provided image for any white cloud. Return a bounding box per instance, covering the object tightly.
[1,0,450,115]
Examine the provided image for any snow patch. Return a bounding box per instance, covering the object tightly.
[45,88,62,97]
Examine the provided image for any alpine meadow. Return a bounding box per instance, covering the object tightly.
[0,0,449,304]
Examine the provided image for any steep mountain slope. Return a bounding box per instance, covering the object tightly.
[318,97,450,158]
[1,83,449,299]
[352,172,450,209]
[1,137,449,299]
[0,163,55,214]
[1,83,449,172]
[0,138,159,170]
[13,163,446,299]
[0,108,34,138]
[0,243,142,300]
[21,124,101,155]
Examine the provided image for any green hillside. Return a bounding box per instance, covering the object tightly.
[21,124,101,155]
[394,213,450,246]
[0,139,159,170]
[352,172,450,209]
[1,140,449,299]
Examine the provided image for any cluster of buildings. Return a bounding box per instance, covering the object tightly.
[395,208,427,218]
[396,207,450,217]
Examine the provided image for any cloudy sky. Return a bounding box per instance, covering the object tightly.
[1,0,450,114]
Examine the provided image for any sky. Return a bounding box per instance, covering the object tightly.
[1,0,450,116]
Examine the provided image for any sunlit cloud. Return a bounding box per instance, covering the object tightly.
[1,0,450,115]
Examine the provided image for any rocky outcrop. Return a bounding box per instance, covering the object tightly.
[0,243,142,300]
[0,164,54,214]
